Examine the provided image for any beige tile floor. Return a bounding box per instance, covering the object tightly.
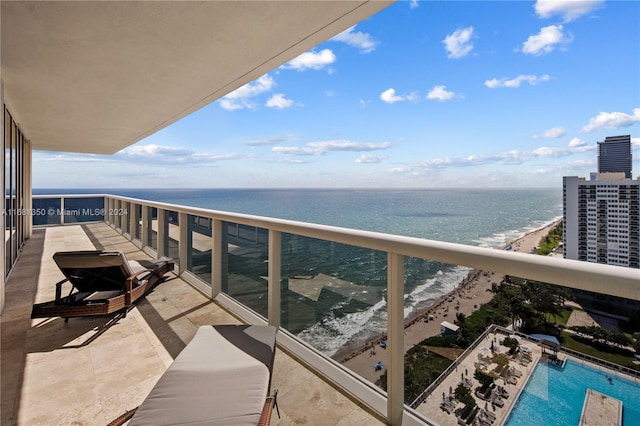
[1,222,384,426]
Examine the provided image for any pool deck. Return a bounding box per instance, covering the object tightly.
[415,330,542,426]
[579,388,623,426]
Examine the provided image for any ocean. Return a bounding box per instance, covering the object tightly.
[35,188,562,355]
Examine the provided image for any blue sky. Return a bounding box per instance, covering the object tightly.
[34,0,640,189]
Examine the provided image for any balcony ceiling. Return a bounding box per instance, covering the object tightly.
[1,1,393,154]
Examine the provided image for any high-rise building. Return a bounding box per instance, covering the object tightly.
[563,174,639,268]
[565,134,638,268]
[598,134,632,178]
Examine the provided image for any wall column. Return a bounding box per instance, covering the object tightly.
[1,79,5,312]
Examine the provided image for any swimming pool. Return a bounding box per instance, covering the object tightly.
[506,359,640,426]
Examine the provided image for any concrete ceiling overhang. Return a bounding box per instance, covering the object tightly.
[1,1,393,154]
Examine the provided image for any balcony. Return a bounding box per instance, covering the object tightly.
[1,222,386,426]
[2,194,638,425]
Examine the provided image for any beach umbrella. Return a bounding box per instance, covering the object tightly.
[478,347,492,360]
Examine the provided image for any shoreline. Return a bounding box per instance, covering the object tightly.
[338,219,561,381]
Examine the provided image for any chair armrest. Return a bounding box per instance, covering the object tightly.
[124,269,154,305]
[126,268,156,282]
[258,389,279,426]
[107,408,138,426]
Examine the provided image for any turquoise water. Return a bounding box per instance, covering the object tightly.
[506,359,640,426]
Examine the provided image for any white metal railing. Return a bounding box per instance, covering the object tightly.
[32,193,640,426]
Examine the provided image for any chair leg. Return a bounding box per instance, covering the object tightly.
[273,389,280,419]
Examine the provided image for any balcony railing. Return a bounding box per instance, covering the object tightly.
[32,194,640,425]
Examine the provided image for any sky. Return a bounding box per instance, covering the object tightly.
[33,0,640,189]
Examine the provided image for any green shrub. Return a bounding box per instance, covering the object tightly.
[503,337,520,355]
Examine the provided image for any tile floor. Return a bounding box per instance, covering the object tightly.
[1,222,384,425]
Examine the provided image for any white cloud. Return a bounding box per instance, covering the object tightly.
[380,88,418,104]
[266,93,295,109]
[410,0,419,9]
[534,0,605,22]
[308,140,391,153]
[283,49,336,71]
[246,135,298,146]
[120,144,193,158]
[273,139,392,156]
[426,85,456,101]
[380,88,403,104]
[330,26,378,53]
[522,25,571,55]
[390,139,596,174]
[581,108,640,132]
[485,74,550,88]
[355,154,387,164]
[533,168,550,175]
[33,152,102,163]
[116,144,243,165]
[272,146,317,156]
[443,27,474,59]
[219,75,275,110]
[533,126,566,139]
[568,137,587,147]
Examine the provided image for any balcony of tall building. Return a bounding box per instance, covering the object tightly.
[3,194,638,425]
[2,2,639,425]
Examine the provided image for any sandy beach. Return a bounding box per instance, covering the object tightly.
[341,220,560,384]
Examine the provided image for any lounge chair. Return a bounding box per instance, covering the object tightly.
[478,410,494,425]
[482,409,496,421]
[493,397,505,408]
[109,324,279,426]
[509,367,523,377]
[31,250,174,321]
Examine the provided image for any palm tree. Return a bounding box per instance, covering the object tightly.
[508,296,527,330]
[487,283,503,306]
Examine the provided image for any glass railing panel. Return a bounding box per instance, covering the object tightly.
[62,197,104,223]
[165,209,179,265]
[106,198,114,226]
[115,200,122,229]
[122,201,131,234]
[134,204,142,240]
[146,206,157,251]
[186,214,212,285]
[279,232,388,362]
[399,256,473,404]
[32,197,62,226]
[220,221,269,318]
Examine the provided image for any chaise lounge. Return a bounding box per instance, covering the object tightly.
[109,324,279,426]
[31,250,174,321]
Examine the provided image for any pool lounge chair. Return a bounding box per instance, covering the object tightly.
[493,396,505,408]
[481,409,496,422]
[31,250,174,321]
[109,324,279,426]
[509,366,523,378]
[478,410,494,425]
